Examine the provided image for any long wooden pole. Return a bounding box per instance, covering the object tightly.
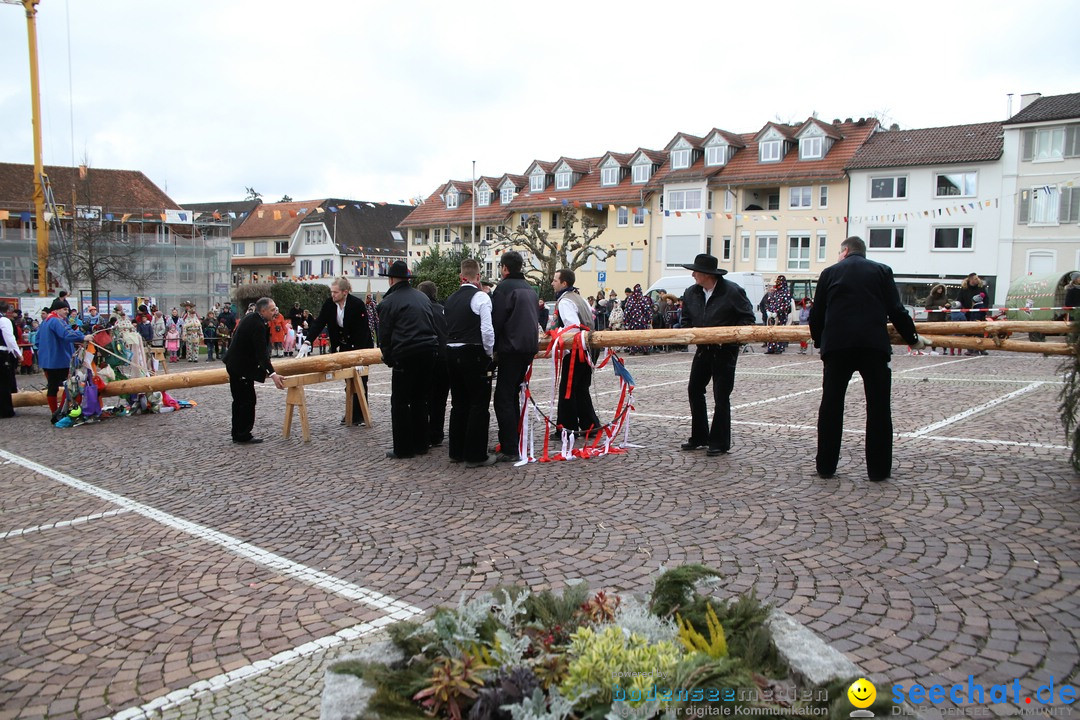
[11,322,1074,407]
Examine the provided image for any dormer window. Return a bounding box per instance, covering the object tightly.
[601,167,619,186]
[446,191,459,209]
[760,140,782,163]
[671,149,691,169]
[477,187,491,206]
[500,186,514,203]
[705,145,728,167]
[529,169,546,192]
[555,171,571,190]
[632,163,652,184]
[800,136,823,160]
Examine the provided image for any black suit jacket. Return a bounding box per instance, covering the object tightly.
[225,312,275,381]
[305,293,373,351]
[809,253,917,358]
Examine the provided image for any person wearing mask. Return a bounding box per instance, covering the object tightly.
[302,277,375,425]
[377,261,439,459]
[551,268,601,437]
[225,297,285,443]
[444,259,497,467]
[38,298,93,419]
[491,251,540,463]
[809,236,924,482]
[679,254,756,457]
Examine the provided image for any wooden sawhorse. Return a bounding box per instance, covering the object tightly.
[150,347,169,373]
[282,366,372,441]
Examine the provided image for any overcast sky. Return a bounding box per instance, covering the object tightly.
[1,0,1077,207]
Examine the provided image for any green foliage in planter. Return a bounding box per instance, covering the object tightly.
[560,625,681,707]
[664,653,753,718]
[331,659,432,720]
[414,654,490,720]
[648,566,786,678]
[675,604,727,658]
[523,582,590,631]
[390,620,435,659]
[468,666,541,720]
[1059,319,1080,472]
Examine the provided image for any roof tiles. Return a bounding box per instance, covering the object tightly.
[846,122,1003,170]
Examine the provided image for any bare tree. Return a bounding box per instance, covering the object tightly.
[49,170,158,307]
[493,205,609,298]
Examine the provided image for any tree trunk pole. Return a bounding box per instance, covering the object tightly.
[11,323,1073,407]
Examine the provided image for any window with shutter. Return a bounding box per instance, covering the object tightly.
[1066,125,1080,158]
[1022,130,1035,162]
[1061,187,1080,224]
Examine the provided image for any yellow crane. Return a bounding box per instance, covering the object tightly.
[3,0,50,296]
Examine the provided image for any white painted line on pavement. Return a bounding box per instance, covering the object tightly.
[0,508,132,540]
[902,382,1046,438]
[733,386,825,409]
[895,355,979,373]
[106,615,397,720]
[0,449,423,619]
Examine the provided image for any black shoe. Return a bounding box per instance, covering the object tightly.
[706,446,728,457]
[429,437,444,447]
[495,452,520,463]
[465,455,497,468]
[448,456,463,463]
[868,475,889,482]
[233,437,263,444]
[385,450,413,460]
[681,440,707,451]
[817,470,835,479]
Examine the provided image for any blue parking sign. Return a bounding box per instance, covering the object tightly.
[598,271,607,283]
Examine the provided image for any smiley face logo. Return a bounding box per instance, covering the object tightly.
[848,678,876,709]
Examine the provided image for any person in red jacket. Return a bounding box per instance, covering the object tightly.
[268,311,287,358]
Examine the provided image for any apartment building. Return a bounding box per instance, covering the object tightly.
[846,122,1004,304]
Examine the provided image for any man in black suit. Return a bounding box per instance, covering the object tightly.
[378,261,438,459]
[303,277,374,424]
[809,236,925,482]
[225,297,285,443]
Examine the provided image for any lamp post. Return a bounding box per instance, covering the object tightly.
[3,0,49,296]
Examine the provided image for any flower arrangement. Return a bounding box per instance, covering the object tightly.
[332,565,815,720]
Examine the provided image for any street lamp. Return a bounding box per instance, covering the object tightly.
[3,0,50,296]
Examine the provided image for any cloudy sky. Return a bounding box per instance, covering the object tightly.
[1,0,1077,207]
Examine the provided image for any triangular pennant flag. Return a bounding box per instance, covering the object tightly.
[160,213,167,221]
[228,211,236,218]
[328,206,338,213]
[179,212,187,221]
[122,213,132,222]
[105,213,114,221]
[43,211,53,222]
[0,211,9,221]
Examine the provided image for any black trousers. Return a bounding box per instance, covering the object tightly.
[446,345,493,462]
[229,374,257,441]
[44,367,68,399]
[493,352,532,455]
[687,344,739,451]
[429,352,450,443]
[0,361,15,418]
[557,351,600,433]
[390,352,435,457]
[816,350,893,479]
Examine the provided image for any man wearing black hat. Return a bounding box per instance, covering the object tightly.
[679,253,755,456]
[377,260,438,459]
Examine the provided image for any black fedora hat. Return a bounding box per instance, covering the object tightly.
[680,253,727,276]
[379,260,411,279]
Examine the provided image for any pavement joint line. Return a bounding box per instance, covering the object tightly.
[104,615,398,720]
[0,508,132,540]
[0,448,424,618]
[904,381,1046,437]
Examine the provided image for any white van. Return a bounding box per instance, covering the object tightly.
[645,272,767,319]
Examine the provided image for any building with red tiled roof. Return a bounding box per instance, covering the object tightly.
[0,162,231,312]
[846,122,1006,304]
[230,200,326,284]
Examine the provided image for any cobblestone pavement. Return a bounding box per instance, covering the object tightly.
[0,348,1077,719]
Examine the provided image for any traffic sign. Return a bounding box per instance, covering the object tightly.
[598,271,607,283]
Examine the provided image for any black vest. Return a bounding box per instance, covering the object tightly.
[445,285,483,344]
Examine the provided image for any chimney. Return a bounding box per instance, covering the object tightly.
[1020,93,1042,111]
